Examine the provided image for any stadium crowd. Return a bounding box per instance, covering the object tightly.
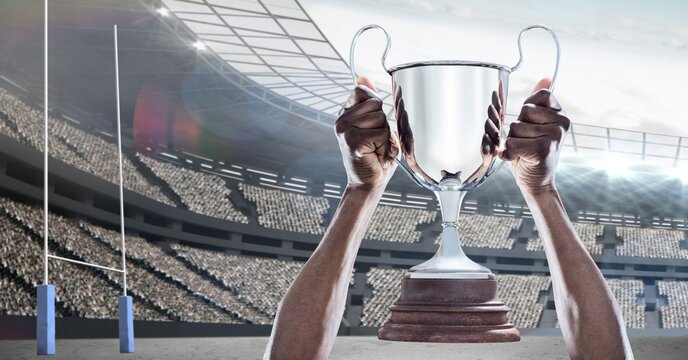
[606,279,646,329]
[139,155,248,223]
[0,274,36,316]
[1,85,688,331]
[616,227,688,259]
[365,205,437,243]
[239,183,329,235]
[172,244,304,318]
[433,213,521,249]
[658,281,688,329]
[528,222,604,255]
[0,88,174,206]
[84,223,268,323]
[360,268,552,328]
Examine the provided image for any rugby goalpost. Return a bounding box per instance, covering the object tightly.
[37,0,133,354]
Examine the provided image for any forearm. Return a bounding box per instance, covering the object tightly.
[265,186,384,360]
[523,185,632,359]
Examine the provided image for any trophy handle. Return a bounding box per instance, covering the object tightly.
[485,156,506,178]
[510,24,561,93]
[348,24,392,86]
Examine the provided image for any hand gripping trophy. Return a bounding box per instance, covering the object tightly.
[349,24,560,343]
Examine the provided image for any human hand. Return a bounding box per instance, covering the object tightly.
[500,78,571,195]
[335,77,399,191]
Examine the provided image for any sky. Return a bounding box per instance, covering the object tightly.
[300,0,688,137]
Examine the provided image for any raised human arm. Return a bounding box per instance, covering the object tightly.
[493,79,633,359]
[264,77,398,360]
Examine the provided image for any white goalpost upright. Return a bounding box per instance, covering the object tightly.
[36,0,54,354]
[36,1,134,354]
[114,23,135,354]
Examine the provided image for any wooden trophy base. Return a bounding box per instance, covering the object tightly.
[378,276,520,343]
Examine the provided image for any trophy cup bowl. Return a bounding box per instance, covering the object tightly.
[349,24,560,342]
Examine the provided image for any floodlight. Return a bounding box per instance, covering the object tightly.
[666,165,688,184]
[595,153,631,177]
[193,41,206,50]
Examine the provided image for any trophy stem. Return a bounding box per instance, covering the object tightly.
[408,190,491,278]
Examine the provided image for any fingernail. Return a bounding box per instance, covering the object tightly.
[390,145,399,155]
[382,161,389,169]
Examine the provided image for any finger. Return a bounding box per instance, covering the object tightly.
[343,85,379,110]
[488,104,501,125]
[484,109,500,144]
[509,122,563,139]
[346,127,391,157]
[341,97,383,118]
[501,137,544,162]
[357,76,377,93]
[524,78,562,110]
[396,103,413,154]
[377,138,391,169]
[524,89,562,111]
[337,111,387,131]
[498,80,505,110]
[517,104,570,128]
[481,133,496,156]
[531,78,551,93]
[388,132,400,158]
[491,90,502,114]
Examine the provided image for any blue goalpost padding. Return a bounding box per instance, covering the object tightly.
[118,295,134,353]
[37,284,55,355]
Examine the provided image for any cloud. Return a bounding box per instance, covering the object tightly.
[609,14,688,50]
[301,0,687,139]
[371,0,477,20]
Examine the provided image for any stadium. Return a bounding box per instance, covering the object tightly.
[0,0,687,358]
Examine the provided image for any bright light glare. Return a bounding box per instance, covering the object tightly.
[156,8,169,17]
[594,153,631,177]
[192,41,206,50]
[666,165,688,183]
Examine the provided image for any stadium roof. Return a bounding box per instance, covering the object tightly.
[160,0,687,171]
[160,0,395,122]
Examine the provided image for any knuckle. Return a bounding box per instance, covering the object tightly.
[374,111,387,123]
[559,115,571,131]
[520,104,533,118]
[508,122,522,137]
[334,120,347,134]
[368,97,383,109]
[537,139,551,155]
[374,128,391,142]
[343,129,357,145]
[535,88,551,99]
[511,121,523,132]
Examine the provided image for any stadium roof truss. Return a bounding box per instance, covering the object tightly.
[160,0,394,123]
[160,0,687,169]
[565,122,688,168]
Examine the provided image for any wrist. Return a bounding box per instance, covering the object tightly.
[344,183,386,200]
[521,183,559,202]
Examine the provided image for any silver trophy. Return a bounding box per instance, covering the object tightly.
[349,24,560,342]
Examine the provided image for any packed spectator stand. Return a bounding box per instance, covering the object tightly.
[239,183,330,235]
[366,205,437,243]
[616,227,688,259]
[658,281,688,329]
[139,155,249,223]
[433,213,521,249]
[528,222,604,255]
[1,83,688,331]
[606,279,646,329]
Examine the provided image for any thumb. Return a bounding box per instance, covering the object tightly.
[343,76,379,110]
[531,78,552,93]
[356,76,377,93]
